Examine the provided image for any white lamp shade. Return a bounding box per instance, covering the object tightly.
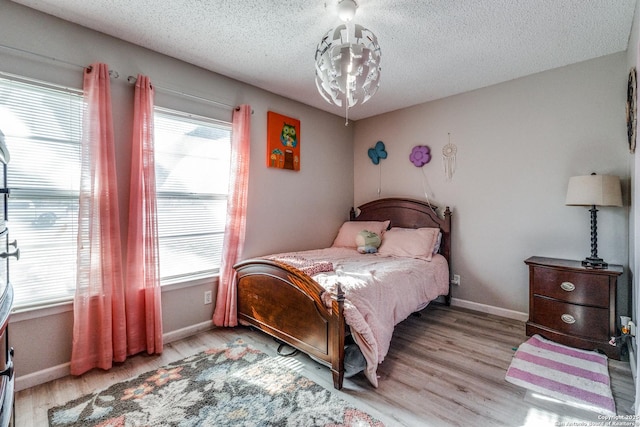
[565,174,622,207]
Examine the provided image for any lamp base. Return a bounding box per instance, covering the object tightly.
[582,256,608,269]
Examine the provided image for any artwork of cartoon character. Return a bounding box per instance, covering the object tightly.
[267,112,300,171]
[280,123,298,148]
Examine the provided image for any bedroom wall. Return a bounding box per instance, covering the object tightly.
[353,53,631,318]
[0,0,354,387]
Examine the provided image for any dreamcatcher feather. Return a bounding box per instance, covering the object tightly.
[442,133,457,181]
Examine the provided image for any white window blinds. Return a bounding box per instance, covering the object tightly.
[0,74,82,309]
[153,108,231,284]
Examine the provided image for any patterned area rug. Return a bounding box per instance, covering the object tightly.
[48,338,384,426]
[505,334,615,416]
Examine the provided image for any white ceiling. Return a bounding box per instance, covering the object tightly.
[11,0,638,121]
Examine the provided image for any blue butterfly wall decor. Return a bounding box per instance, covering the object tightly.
[368,141,387,165]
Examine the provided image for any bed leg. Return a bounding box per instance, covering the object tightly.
[331,284,346,390]
[332,369,344,390]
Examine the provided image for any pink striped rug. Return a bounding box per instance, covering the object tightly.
[505,334,615,415]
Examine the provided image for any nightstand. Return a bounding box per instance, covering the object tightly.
[525,256,623,360]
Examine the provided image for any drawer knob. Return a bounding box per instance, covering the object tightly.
[561,314,576,324]
[560,281,575,292]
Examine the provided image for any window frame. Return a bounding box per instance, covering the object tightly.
[153,106,232,286]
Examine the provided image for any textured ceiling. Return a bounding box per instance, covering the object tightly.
[10,0,637,121]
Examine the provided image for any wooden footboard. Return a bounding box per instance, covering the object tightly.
[234,259,346,389]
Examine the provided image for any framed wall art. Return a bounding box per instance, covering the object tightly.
[627,67,636,153]
[267,111,300,171]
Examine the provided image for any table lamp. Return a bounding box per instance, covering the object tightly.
[565,173,622,268]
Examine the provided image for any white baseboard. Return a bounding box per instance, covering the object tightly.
[16,362,70,392]
[162,320,215,344]
[450,298,529,322]
[15,320,216,392]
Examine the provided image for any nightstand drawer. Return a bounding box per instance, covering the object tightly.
[530,296,609,340]
[530,266,610,307]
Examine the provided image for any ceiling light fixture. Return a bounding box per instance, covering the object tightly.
[315,0,381,125]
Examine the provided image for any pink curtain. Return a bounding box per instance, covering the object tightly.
[125,74,163,355]
[213,104,251,327]
[71,63,127,375]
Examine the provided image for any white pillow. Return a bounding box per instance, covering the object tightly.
[377,227,440,261]
[331,220,390,248]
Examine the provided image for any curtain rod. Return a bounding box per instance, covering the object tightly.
[127,75,239,111]
[0,43,119,79]
[0,43,246,112]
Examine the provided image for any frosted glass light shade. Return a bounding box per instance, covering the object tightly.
[565,174,622,207]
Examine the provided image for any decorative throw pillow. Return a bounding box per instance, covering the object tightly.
[377,227,440,261]
[331,220,390,248]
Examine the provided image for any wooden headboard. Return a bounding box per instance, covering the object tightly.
[349,197,452,266]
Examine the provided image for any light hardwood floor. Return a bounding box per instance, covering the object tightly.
[16,305,635,426]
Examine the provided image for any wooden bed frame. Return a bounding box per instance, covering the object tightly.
[234,198,452,389]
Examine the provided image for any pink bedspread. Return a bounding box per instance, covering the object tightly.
[269,247,449,387]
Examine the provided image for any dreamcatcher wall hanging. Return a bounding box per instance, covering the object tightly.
[368,140,387,196]
[442,133,457,181]
[410,144,435,207]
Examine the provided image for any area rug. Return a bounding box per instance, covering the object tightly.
[505,334,615,416]
[48,338,384,426]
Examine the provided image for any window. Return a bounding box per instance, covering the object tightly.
[0,78,231,308]
[154,108,231,284]
[0,75,83,309]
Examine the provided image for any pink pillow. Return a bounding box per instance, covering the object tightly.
[331,220,390,248]
[377,227,440,261]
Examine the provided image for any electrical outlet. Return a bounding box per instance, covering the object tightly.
[452,274,461,286]
[204,290,212,305]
